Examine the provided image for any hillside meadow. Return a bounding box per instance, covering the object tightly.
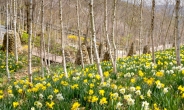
[0,46,184,110]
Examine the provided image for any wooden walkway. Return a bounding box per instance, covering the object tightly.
[32,48,62,63]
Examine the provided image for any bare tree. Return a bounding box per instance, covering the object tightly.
[111,0,117,73]
[175,0,181,66]
[76,0,84,68]
[28,0,33,83]
[59,0,68,77]
[89,0,104,82]
[47,0,54,67]
[40,0,44,77]
[139,0,143,56]
[6,1,10,81]
[104,0,113,62]
[13,0,18,63]
[150,0,155,63]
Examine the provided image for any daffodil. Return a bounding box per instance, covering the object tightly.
[91,95,98,102]
[89,89,94,95]
[46,101,55,109]
[54,89,59,94]
[99,97,108,105]
[13,102,19,108]
[71,102,80,110]
[99,89,105,96]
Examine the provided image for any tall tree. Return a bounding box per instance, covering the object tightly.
[150,0,155,63]
[139,0,143,56]
[76,0,84,68]
[6,1,10,81]
[13,0,18,63]
[40,0,44,77]
[59,0,68,77]
[89,0,104,82]
[28,0,33,83]
[111,0,117,73]
[47,0,54,67]
[175,0,181,66]
[104,0,113,62]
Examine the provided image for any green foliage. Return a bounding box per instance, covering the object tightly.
[21,32,28,44]
[21,32,40,47]
[1,46,184,109]
[0,48,27,77]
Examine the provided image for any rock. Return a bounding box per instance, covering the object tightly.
[127,42,135,56]
[98,43,104,59]
[87,46,93,63]
[65,50,72,63]
[143,45,151,54]
[102,51,111,61]
[75,43,90,65]
[2,30,22,53]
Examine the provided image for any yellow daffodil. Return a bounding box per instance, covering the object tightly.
[46,101,55,109]
[13,102,19,108]
[99,97,108,105]
[71,102,80,110]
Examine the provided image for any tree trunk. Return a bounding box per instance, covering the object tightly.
[90,36,94,64]
[59,0,68,77]
[139,0,143,56]
[111,0,117,73]
[10,0,12,29]
[40,0,44,77]
[28,0,32,83]
[13,0,18,63]
[175,0,181,66]
[76,0,84,68]
[150,0,155,63]
[89,0,104,82]
[104,0,113,62]
[6,1,10,81]
[47,0,54,67]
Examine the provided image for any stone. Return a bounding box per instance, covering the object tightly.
[2,30,22,53]
[98,43,104,59]
[143,45,151,54]
[75,43,90,65]
[102,51,111,61]
[65,50,72,63]
[127,42,135,56]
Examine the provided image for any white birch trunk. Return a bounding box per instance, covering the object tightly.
[111,0,117,73]
[90,0,104,82]
[59,0,68,77]
[6,1,10,81]
[47,0,54,67]
[13,0,18,63]
[139,0,143,56]
[90,36,94,64]
[175,0,181,66]
[151,0,155,63]
[41,0,44,77]
[22,6,25,31]
[104,0,113,62]
[76,0,84,68]
[28,0,32,83]
[10,0,12,29]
